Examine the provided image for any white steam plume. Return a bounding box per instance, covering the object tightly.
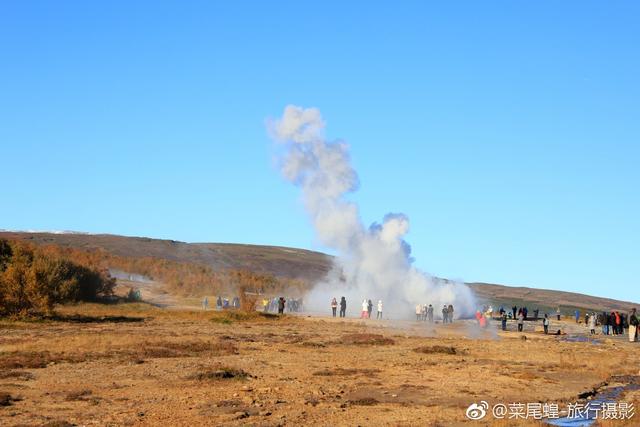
[269,105,476,319]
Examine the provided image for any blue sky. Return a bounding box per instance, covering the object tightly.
[1,1,638,301]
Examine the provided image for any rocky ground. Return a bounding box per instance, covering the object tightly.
[1,303,639,426]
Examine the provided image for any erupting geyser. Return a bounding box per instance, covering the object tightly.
[268,105,476,319]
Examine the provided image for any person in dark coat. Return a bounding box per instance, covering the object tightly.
[339,296,347,318]
[601,311,609,335]
[512,306,517,320]
[367,299,373,319]
[610,312,618,335]
[278,297,286,314]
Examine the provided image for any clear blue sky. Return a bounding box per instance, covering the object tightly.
[1,1,638,301]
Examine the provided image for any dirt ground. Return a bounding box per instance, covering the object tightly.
[1,303,639,426]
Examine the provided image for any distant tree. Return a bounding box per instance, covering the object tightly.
[0,239,12,271]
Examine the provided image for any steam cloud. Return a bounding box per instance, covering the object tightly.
[269,105,476,319]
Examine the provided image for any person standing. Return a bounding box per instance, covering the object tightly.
[575,309,580,323]
[601,312,609,335]
[543,314,550,334]
[556,307,562,321]
[278,297,286,314]
[517,312,524,332]
[416,304,423,321]
[339,297,347,318]
[585,313,590,329]
[202,296,208,311]
[216,296,223,310]
[628,308,638,342]
[501,311,508,331]
[442,305,448,324]
[588,312,596,335]
[610,312,618,335]
[367,299,373,319]
[448,305,454,323]
[427,304,434,323]
[512,306,518,320]
[361,299,369,319]
[331,298,338,317]
[377,300,383,319]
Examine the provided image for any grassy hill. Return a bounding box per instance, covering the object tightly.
[1,231,636,313]
[468,282,636,315]
[0,231,331,282]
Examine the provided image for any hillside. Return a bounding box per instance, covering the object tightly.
[1,231,636,313]
[0,231,331,282]
[468,282,636,315]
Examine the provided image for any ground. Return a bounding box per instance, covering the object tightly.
[1,303,639,426]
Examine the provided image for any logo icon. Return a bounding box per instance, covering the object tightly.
[466,401,489,420]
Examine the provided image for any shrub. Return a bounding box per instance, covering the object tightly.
[190,367,251,381]
[125,288,142,302]
[0,239,115,316]
[239,286,258,312]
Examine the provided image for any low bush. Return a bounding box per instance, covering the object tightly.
[190,367,251,380]
[0,239,115,316]
[0,392,16,406]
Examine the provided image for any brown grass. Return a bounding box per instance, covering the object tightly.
[135,340,238,359]
[413,345,461,355]
[190,367,251,381]
[339,333,395,345]
[348,397,379,406]
[301,341,326,348]
[1,302,637,426]
[0,339,238,370]
[0,370,35,380]
[210,310,283,324]
[42,422,74,427]
[0,351,90,369]
[65,389,93,401]
[313,368,381,376]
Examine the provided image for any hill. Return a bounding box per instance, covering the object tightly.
[0,231,636,313]
[0,231,331,282]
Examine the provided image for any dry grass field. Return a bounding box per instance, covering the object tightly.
[1,303,639,426]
